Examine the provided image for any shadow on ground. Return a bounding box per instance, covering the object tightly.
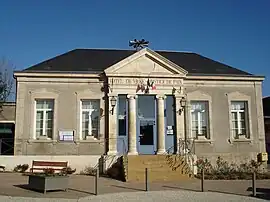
[247,187,270,200]
[67,188,95,195]
[111,185,145,192]
[208,189,247,197]
[14,184,42,193]
[163,185,201,192]
[14,184,95,196]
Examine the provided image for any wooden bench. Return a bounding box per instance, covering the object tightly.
[31,161,68,174]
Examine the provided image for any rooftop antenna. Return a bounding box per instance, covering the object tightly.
[129,39,149,51]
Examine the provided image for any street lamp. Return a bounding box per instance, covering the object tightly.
[110,96,117,115]
[178,97,187,115]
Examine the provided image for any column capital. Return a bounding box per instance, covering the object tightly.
[127,94,138,99]
[156,94,166,100]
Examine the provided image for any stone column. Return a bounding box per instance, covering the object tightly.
[107,95,118,155]
[175,96,185,154]
[127,94,138,155]
[156,95,166,154]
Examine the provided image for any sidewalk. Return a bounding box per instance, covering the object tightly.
[0,191,268,202]
[0,173,270,201]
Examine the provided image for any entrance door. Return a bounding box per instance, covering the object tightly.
[139,119,155,154]
[137,95,156,154]
[117,95,128,154]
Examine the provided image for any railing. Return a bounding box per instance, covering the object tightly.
[165,138,195,155]
[164,138,196,175]
[0,138,14,155]
[178,138,195,155]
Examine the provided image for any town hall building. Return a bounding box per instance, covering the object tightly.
[13,47,266,164]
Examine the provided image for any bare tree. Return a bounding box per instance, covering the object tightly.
[0,58,15,110]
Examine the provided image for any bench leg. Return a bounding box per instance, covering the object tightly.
[44,189,46,194]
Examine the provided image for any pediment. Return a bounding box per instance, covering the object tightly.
[187,90,212,100]
[104,48,188,77]
[227,91,250,100]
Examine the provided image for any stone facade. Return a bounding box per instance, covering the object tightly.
[13,48,266,164]
[14,76,105,155]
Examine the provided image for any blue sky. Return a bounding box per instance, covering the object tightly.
[0,0,269,96]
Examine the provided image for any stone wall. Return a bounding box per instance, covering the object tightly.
[14,77,106,155]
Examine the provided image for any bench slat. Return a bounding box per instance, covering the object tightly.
[31,168,65,171]
[32,161,68,167]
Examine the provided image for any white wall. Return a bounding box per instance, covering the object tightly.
[0,155,101,173]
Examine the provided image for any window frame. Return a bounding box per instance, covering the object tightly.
[190,101,210,139]
[227,92,252,142]
[230,101,249,138]
[35,99,54,138]
[186,91,213,143]
[80,99,100,140]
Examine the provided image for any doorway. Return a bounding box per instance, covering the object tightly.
[0,123,15,155]
[137,95,156,154]
[117,95,128,154]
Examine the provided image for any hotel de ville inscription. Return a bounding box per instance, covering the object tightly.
[108,78,182,86]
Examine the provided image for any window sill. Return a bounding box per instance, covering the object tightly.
[75,137,103,143]
[231,137,252,143]
[194,137,214,144]
[27,139,55,143]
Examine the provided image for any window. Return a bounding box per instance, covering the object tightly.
[81,99,100,139]
[231,101,249,139]
[190,101,209,139]
[118,95,127,136]
[35,99,54,139]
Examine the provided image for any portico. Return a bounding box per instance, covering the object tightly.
[104,48,187,155]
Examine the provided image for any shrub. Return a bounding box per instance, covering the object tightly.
[195,158,212,173]
[195,156,268,180]
[13,164,29,173]
[43,168,55,176]
[62,166,76,175]
[80,166,97,176]
[212,156,237,175]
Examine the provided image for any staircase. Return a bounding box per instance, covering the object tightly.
[124,155,194,182]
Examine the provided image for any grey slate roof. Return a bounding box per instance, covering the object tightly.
[22,49,252,76]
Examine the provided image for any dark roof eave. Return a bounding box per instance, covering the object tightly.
[187,73,264,78]
[19,70,103,74]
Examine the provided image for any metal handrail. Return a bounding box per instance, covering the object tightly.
[0,138,14,155]
[164,138,195,155]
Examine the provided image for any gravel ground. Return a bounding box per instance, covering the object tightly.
[0,190,268,202]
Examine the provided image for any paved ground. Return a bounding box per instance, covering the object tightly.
[0,173,270,201]
[0,191,268,202]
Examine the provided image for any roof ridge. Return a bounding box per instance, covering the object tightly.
[73,48,193,54]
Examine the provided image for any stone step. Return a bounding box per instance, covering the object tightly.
[128,161,187,169]
[128,159,186,164]
[127,171,191,182]
[128,163,186,167]
[128,166,189,172]
[125,155,193,182]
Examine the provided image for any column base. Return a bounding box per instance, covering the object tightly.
[127,151,138,155]
[107,151,118,155]
[156,149,166,155]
